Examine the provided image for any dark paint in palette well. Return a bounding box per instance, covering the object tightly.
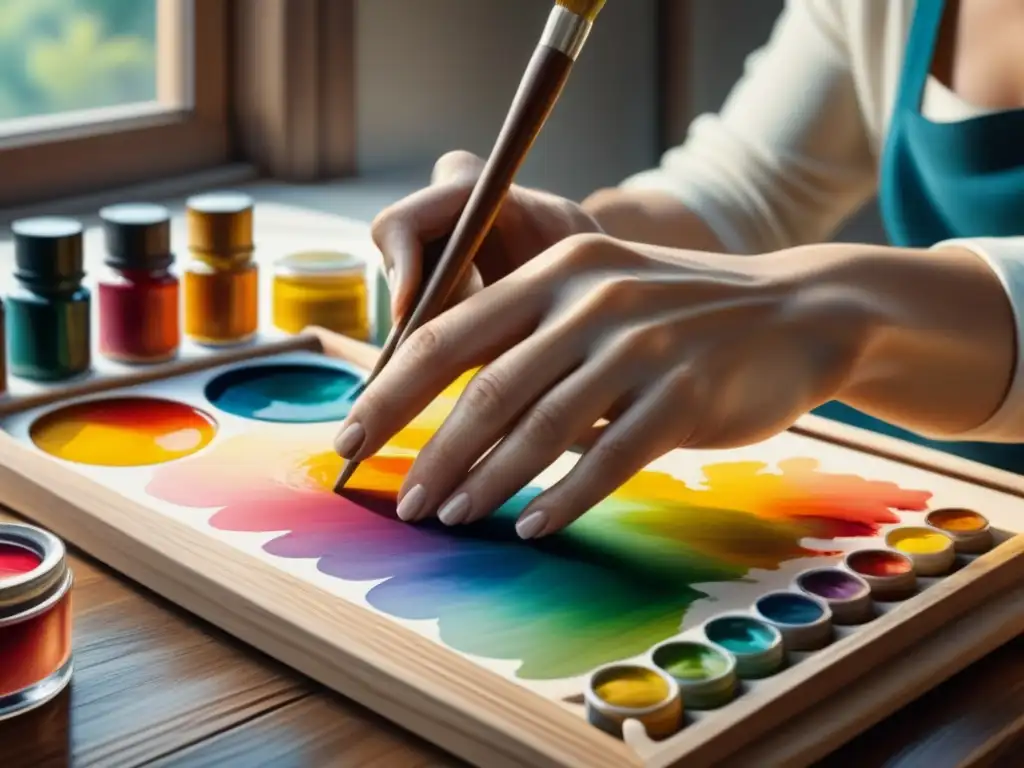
[205,363,362,423]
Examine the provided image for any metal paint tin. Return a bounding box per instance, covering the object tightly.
[0,523,74,720]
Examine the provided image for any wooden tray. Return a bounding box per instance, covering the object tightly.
[0,327,1020,768]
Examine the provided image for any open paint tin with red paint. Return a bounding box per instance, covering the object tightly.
[0,523,74,720]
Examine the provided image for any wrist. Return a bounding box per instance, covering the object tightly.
[777,242,1015,436]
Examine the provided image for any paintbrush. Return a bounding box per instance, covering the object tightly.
[333,0,607,494]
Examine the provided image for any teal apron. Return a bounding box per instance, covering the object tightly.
[814,0,1024,472]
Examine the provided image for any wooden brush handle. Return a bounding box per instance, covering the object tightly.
[366,44,574,383]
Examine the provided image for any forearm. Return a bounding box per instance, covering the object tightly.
[582,188,727,253]
[798,243,1016,438]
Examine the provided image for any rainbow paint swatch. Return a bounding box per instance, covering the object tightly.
[31,397,217,467]
[147,372,932,680]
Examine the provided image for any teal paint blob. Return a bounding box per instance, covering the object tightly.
[756,593,825,626]
[205,363,361,423]
[705,616,777,655]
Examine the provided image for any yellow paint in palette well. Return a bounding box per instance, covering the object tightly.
[593,666,670,709]
[887,528,952,555]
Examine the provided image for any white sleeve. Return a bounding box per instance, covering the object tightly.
[622,0,877,255]
[931,237,1024,442]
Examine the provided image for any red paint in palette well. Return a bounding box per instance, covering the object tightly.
[0,543,41,577]
[848,550,913,577]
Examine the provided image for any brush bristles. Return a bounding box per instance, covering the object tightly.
[555,0,606,22]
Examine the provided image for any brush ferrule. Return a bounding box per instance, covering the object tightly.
[540,6,592,60]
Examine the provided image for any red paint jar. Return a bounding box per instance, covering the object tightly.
[97,203,180,363]
[0,523,74,720]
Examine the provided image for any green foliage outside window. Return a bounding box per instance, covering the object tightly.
[0,0,157,120]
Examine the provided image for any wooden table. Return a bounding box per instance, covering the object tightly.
[3,506,1021,768]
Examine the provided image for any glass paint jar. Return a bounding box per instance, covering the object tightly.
[97,203,180,364]
[272,251,369,339]
[6,217,91,382]
[0,523,74,719]
[183,192,258,346]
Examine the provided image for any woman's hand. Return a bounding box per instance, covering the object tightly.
[372,150,601,321]
[335,234,879,538]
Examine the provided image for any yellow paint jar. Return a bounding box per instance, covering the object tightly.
[885,526,956,577]
[584,663,683,740]
[272,251,369,340]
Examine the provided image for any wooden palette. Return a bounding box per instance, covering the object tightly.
[0,328,1022,768]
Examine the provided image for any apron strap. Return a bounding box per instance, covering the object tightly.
[896,0,947,112]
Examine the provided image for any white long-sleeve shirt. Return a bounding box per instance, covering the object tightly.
[622,0,1024,442]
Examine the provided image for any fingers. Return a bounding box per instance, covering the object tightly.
[391,328,582,522]
[431,150,486,186]
[372,184,473,320]
[424,349,637,527]
[513,372,695,539]
[334,279,546,464]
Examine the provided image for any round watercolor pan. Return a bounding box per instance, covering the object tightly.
[28,396,218,467]
[885,526,956,577]
[751,590,833,651]
[793,567,874,625]
[925,508,993,554]
[702,614,785,679]
[584,663,683,739]
[204,362,362,424]
[844,548,917,601]
[650,640,738,710]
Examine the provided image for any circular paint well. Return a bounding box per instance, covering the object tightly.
[755,592,825,625]
[926,508,989,533]
[886,527,952,555]
[652,641,732,681]
[797,569,867,601]
[205,363,361,423]
[591,665,670,709]
[30,396,217,467]
[0,542,41,578]
[847,549,913,577]
[704,616,778,655]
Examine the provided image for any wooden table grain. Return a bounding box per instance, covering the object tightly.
[2,506,1021,768]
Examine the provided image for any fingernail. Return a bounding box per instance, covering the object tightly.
[334,422,365,458]
[397,484,426,521]
[516,510,548,540]
[437,493,470,526]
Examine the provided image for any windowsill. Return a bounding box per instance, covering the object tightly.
[0,166,432,401]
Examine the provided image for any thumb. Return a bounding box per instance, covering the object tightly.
[372,184,474,321]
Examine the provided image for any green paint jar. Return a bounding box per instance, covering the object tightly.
[6,217,91,381]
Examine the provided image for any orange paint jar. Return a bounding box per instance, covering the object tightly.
[183,192,258,346]
[0,523,73,720]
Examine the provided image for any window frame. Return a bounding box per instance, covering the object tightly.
[0,0,232,209]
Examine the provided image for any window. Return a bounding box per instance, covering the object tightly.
[0,0,231,208]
